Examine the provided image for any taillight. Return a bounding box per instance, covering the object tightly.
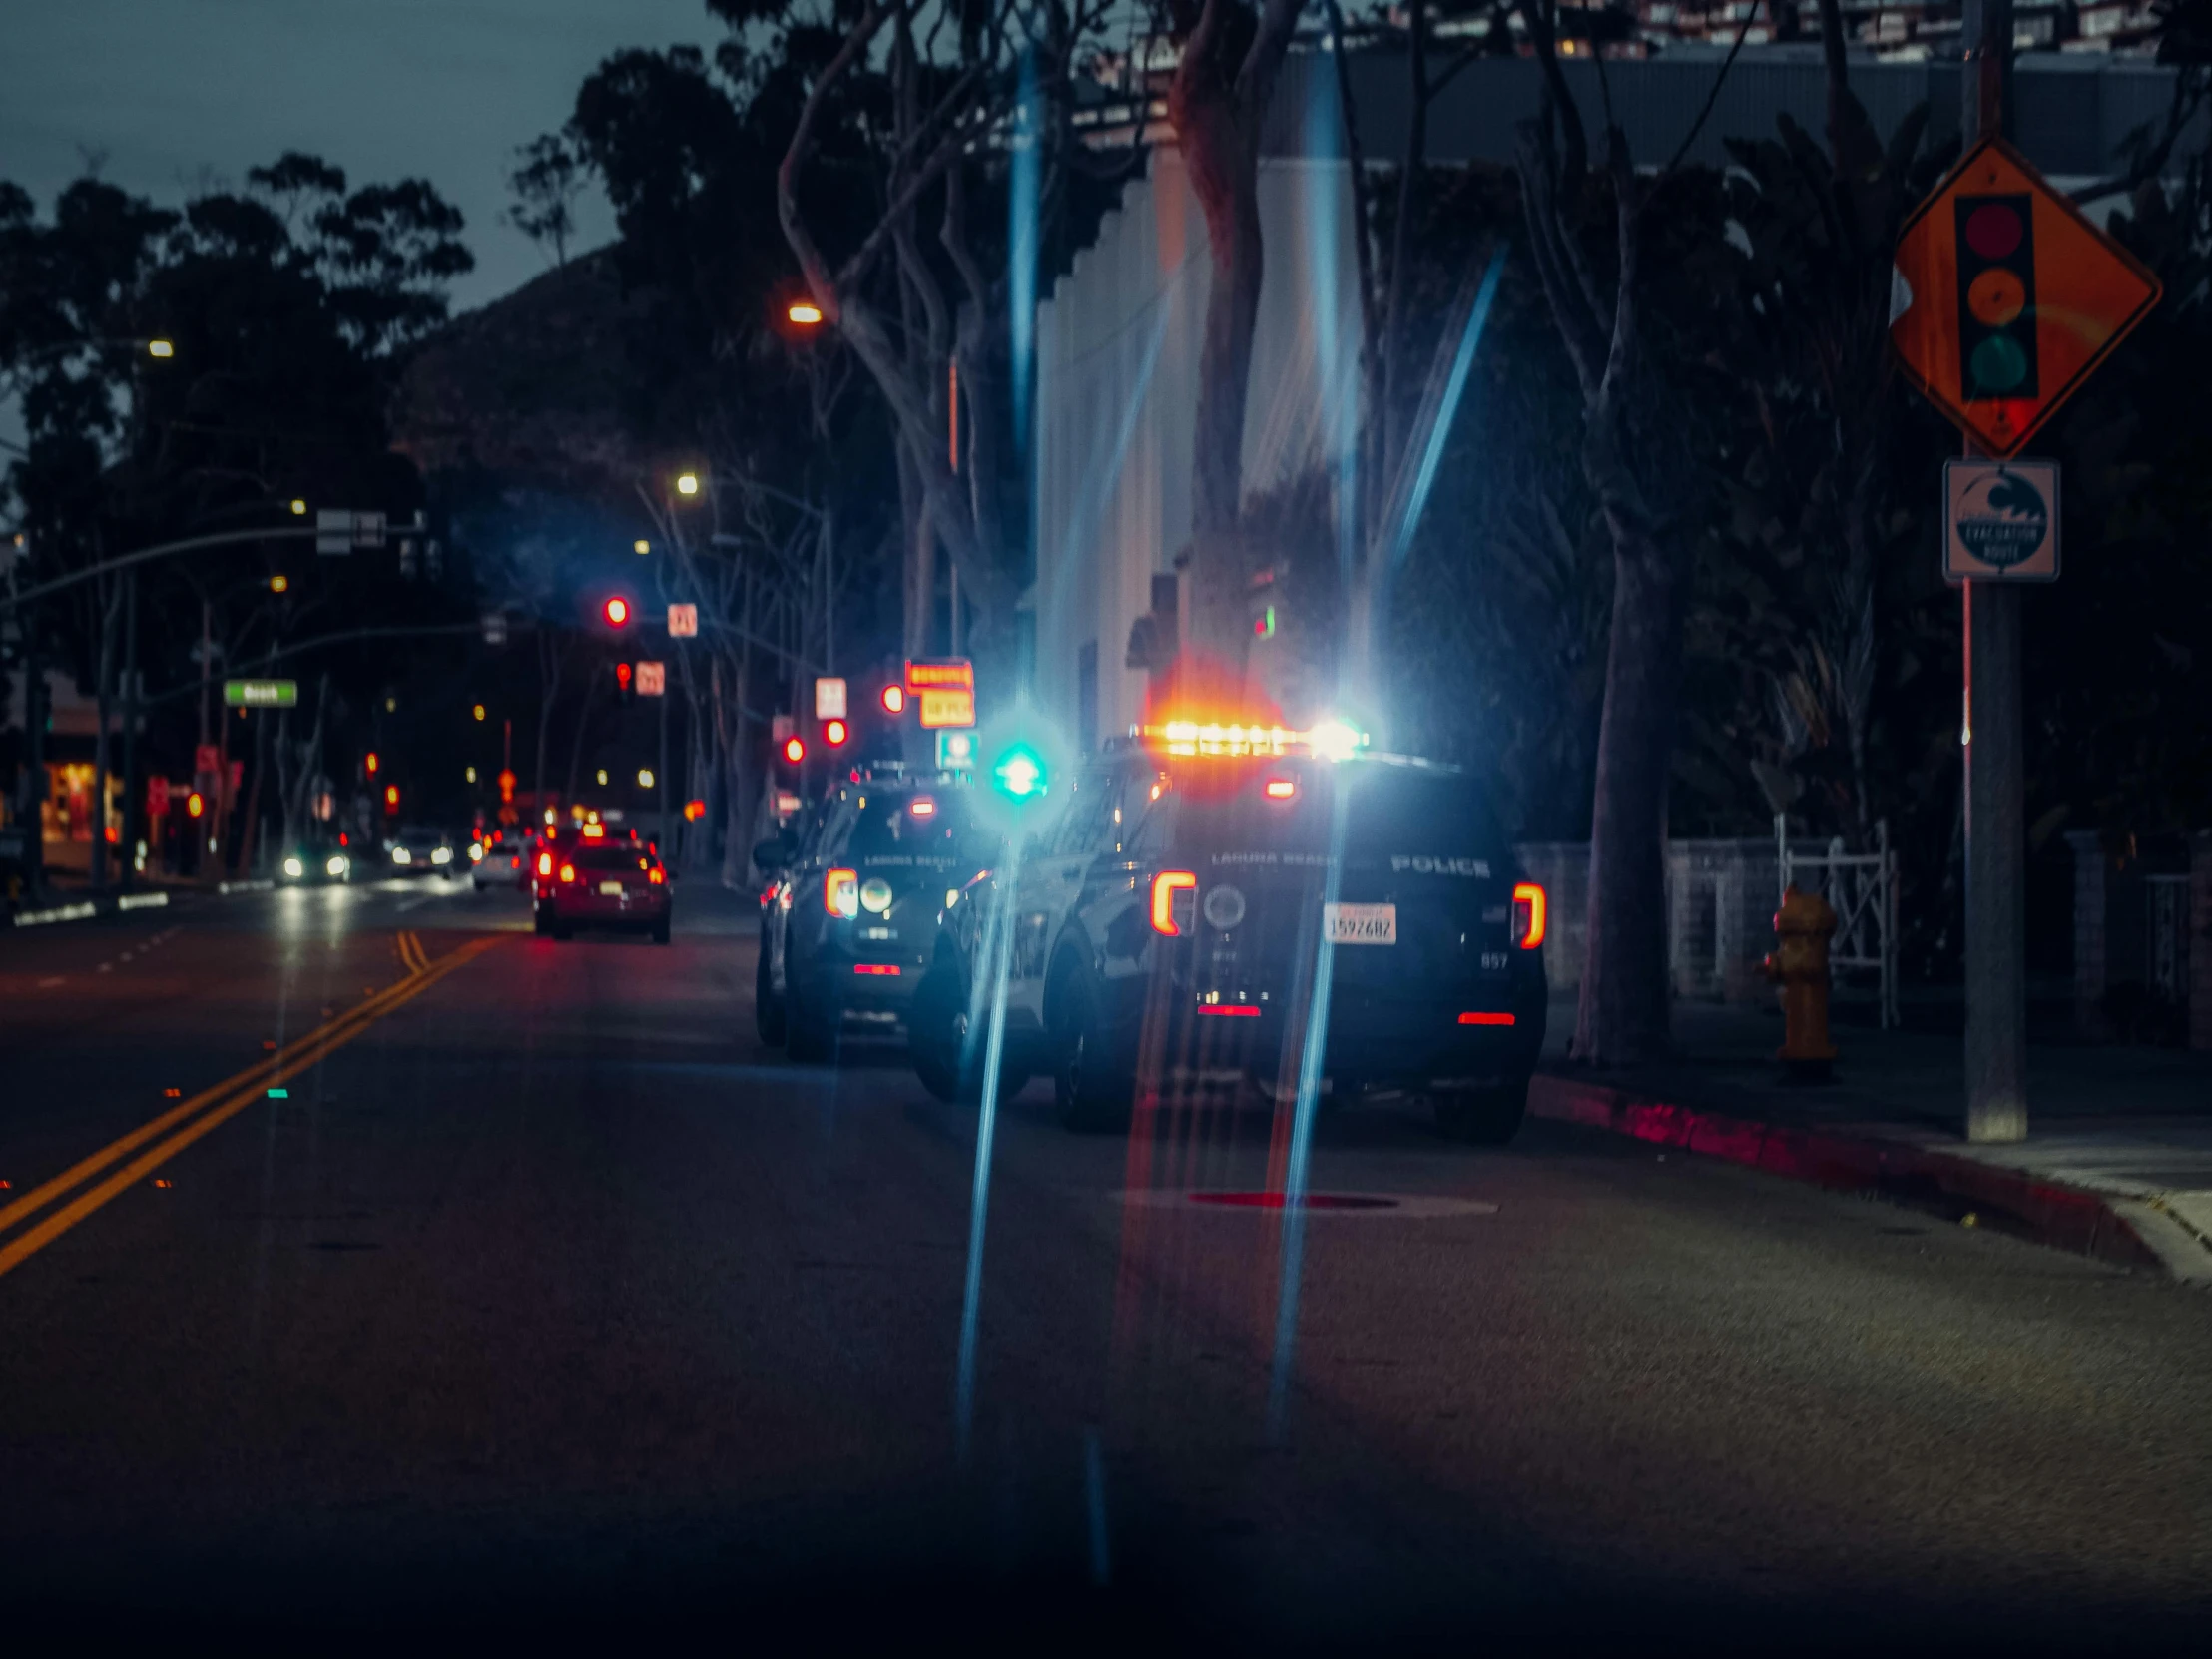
[537,852,552,877]
[559,862,577,884]
[825,867,858,918]
[648,867,665,885]
[1264,777,1296,800]
[1511,882,1547,950]
[1150,870,1197,936]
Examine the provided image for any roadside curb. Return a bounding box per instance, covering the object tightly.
[8,889,172,929]
[1527,1072,2187,1278]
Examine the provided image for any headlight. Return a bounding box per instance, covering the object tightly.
[469,843,484,862]
[392,847,410,863]
[282,856,304,879]
[327,855,349,877]
[431,846,452,864]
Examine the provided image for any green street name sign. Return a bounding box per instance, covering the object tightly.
[224,679,298,708]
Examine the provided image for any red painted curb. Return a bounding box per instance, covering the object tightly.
[1528,1074,2166,1274]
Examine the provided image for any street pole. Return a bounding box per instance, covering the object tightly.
[1962,0,2028,1143]
[120,569,139,890]
[657,680,670,852]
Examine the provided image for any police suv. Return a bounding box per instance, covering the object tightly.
[907,721,1548,1142]
[755,770,985,1063]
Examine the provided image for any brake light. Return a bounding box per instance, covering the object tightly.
[1457,1011,1516,1026]
[559,862,576,884]
[1197,1003,1260,1017]
[909,797,936,818]
[537,852,553,877]
[1512,882,1547,949]
[1150,870,1197,936]
[1264,777,1296,800]
[582,824,604,839]
[852,963,900,976]
[648,867,665,884]
[825,868,858,918]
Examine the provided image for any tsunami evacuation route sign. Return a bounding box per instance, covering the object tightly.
[1943,459,2059,584]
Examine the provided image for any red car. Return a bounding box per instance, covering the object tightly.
[533,834,672,942]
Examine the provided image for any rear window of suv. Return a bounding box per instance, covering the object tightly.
[842,791,972,863]
[1135,759,1503,860]
[572,845,651,870]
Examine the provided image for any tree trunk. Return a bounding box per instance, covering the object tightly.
[236,705,270,877]
[563,673,600,810]
[1573,535,1685,1064]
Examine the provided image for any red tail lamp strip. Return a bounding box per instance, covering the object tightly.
[852,963,900,976]
[1512,881,1547,950]
[1457,1011,1516,1026]
[1197,1003,1261,1018]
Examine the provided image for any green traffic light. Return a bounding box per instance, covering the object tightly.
[992,743,1046,800]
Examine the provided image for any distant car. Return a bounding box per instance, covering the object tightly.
[755,771,987,1063]
[277,843,354,885]
[469,828,528,890]
[532,830,671,942]
[386,825,457,878]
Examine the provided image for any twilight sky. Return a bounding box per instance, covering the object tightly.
[0,0,717,312]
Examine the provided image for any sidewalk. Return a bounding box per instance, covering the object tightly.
[1532,996,2212,1282]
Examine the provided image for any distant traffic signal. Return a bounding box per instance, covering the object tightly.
[365,751,379,777]
[824,718,848,748]
[615,662,634,701]
[603,596,631,628]
[383,784,400,812]
[880,685,905,715]
[782,735,806,766]
[990,741,1048,802]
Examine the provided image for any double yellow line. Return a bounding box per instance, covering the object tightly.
[396,929,432,974]
[0,931,502,1282]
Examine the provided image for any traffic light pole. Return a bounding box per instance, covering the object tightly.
[1962,0,2028,1143]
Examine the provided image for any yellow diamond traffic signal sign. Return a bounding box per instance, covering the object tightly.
[1891,137,2160,457]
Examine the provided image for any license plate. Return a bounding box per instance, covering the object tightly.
[1325,902,1396,945]
[598,881,625,896]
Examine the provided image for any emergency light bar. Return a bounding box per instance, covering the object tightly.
[1134,717,1369,760]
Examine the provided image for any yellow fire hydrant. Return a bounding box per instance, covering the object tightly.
[1763,884,1838,1077]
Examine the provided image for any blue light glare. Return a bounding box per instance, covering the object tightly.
[1009,45,1040,454]
[954,834,1026,1461]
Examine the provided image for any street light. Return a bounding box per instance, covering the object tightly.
[472,704,486,721]
[788,301,824,327]
[675,473,700,497]
[634,539,651,555]
[638,768,655,789]
[603,596,630,628]
[147,338,174,358]
[289,499,307,516]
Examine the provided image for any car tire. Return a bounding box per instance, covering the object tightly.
[786,973,837,1064]
[533,906,550,936]
[1054,973,1131,1133]
[755,944,788,1044]
[652,917,671,945]
[1432,1079,1528,1145]
[911,967,1030,1106]
[551,920,574,942]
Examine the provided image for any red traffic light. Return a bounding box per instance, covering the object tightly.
[880,685,905,715]
[603,596,631,627]
[782,735,806,766]
[186,791,205,820]
[364,751,379,776]
[616,662,633,691]
[824,718,848,747]
[383,784,400,811]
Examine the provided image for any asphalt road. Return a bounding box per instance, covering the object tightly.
[2,876,2209,1650]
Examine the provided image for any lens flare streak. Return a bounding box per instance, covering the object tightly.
[954,837,1025,1461]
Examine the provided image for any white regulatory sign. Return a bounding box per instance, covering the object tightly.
[1943,459,2059,584]
[815,676,847,719]
[667,603,698,638]
[1324,902,1397,945]
[636,661,665,697]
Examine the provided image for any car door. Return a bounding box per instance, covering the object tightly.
[776,790,852,994]
[998,766,1114,1026]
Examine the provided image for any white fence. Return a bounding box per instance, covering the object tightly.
[1775,816,1901,1029]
